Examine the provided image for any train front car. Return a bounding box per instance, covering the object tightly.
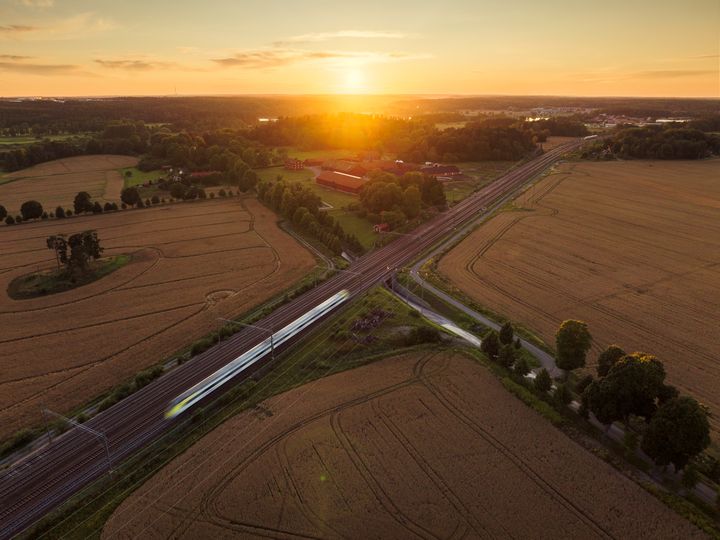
[165,289,351,419]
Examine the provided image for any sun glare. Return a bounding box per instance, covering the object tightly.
[341,68,366,93]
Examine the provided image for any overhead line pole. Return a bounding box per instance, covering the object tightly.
[41,409,113,475]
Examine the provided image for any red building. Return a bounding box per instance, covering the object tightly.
[315,170,366,194]
[284,158,304,171]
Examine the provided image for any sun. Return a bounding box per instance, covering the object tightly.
[340,68,366,93]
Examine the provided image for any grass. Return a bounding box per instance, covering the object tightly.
[7,255,131,300]
[444,161,517,204]
[329,210,377,250]
[280,147,358,161]
[18,286,443,539]
[120,167,165,188]
[0,134,88,147]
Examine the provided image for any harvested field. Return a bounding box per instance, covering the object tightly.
[103,350,704,539]
[440,160,720,431]
[0,155,138,215]
[0,197,315,437]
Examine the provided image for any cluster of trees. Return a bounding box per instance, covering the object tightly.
[481,322,531,374]
[256,180,363,254]
[46,230,104,275]
[249,114,541,163]
[525,117,589,140]
[582,126,720,160]
[581,345,710,472]
[482,316,710,473]
[357,171,446,227]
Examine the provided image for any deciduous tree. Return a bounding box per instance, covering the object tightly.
[641,396,710,471]
[73,191,93,214]
[481,330,500,361]
[20,200,43,221]
[499,321,514,345]
[597,345,626,377]
[555,320,592,372]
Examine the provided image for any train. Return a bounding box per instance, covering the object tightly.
[165,289,351,418]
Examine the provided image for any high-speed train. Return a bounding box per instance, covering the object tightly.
[165,289,351,418]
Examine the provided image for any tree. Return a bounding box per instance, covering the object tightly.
[5,215,15,225]
[46,235,68,271]
[121,186,141,207]
[402,185,421,219]
[514,337,522,349]
[499,321,514,345]
[67,230,104,273]
[597,345,626,377]
[641,396,710,471]
[92,201,103,214]
[20,200,43,221]
[103,202,114,212]
[535,368,552,393]
[55,206,66,219]
[481,330,500,361]
[514,357,530,376]
[585,353,666,425]
[554,383,573,406]
[575,374,594,395]
[681,464,700,490]
[73,191,93,214]
[555,320,592,372]
[0,205,6,220]
[498,344,516,368]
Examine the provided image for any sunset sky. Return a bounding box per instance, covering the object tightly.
[0,0,718,97]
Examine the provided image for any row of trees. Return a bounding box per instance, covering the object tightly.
[257,179,363,254]
[481,317,710,473]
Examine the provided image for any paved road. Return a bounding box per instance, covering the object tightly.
[0,139,583,539]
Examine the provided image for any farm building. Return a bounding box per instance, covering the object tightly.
[303,158,324,166]
[284,158,304,170]
[316,170,366,194]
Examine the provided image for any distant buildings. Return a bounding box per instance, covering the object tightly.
[284,158,304,171]
[419,164,461,178]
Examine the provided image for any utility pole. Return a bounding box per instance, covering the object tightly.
[42,409,113,475]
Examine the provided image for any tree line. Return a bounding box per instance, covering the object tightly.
[582,125,720,160]
[248,113,543,163]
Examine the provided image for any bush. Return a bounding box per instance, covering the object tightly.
[103,202,113,212]
[5,215,15,225]
[191,337,213,356]
[121,202,127,210]
[405,325,441,345]
[209,191,216,199]
[219,188,227,197]
[66,209,73,217]
[151,195,160,205]
[92,201,103,214]
[514,357,530,376]
[55,206,66,218]
[534,368,552,393]
[681,464,700,490]
[553,383,573,406]
[41,211,48,220]
[14,215,22,223]
[144,198,151,207]
[575,374,594,394]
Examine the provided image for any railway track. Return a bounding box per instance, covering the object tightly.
[0,139,582,539]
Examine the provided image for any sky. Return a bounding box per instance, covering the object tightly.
[0,0,718,97]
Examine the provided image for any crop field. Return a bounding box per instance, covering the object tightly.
[0,197,315,438]
[440,160,720,431]
[0,155,138,215]
[102,350,703,539]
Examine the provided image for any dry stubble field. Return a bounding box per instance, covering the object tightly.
[103,350,703,539]
[440,160,720,431]
[0,155,137,215]
[0,197,315,437]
